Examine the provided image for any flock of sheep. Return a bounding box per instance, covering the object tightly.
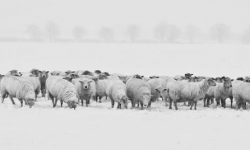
[0,69,249,110]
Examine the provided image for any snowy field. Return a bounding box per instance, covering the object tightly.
[0,42,250,150]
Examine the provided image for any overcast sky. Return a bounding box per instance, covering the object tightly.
[0,0,249,37]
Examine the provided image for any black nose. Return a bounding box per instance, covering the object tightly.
[84,86,88,89]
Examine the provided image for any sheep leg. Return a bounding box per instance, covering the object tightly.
[131,100,135,109]
[183,102,187,106]
[60,100,63,107]
[18,99,23,107]
[140,102,144,110]
[147,101,152,108]
[86,99,89,107]
[1,94,5,103]
[194,101,197,110]
[216,98,220,107]
[9,96,15,105]
[111,99,114,108]
[117,103,121,109]
[203,98,206,107]
[230,97,233,108]
[222,99,226,108]
[190,101,194,110]
[53,98,58,107]
[174,101,178,110]
[235,100,240,110]
[207,98,210,107]
[169,98,172,109]
[81,99,83,106]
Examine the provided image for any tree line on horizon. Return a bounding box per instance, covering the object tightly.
[2,21,250,44]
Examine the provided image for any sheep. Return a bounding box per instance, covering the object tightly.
[80,70,94,76]
[232,80,250,110]
[30,68,41,77]
[0,76,36,108]
[147,78,168,108]
[65,70,75,75]
[46,76,78,109]
[203,86,216,107]
[50,70,66,76]
[5,70,21,76]
[94,70,102,74]
[213,77,232,108]
[21,74,41,101]
[166,78,216,110]
[38,70,49,97]
[72,78,96,107]
[95,79,108,103]
[126,78,151,110]
[105,78,128,109]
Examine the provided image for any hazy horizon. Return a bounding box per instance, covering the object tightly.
[0,0,249,38]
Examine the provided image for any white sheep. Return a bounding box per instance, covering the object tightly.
[95,79,108,102]
[0,76,36,108]
[20,74,41,101]
[166,78,216,110]
[232,80,250,110]
[50,70,66,76]
[147,78,167,108]
[126,78,151,110]
[72,78,96,107]
[46,76,78,109]
[105,78,128,109]
[214,77,232,108]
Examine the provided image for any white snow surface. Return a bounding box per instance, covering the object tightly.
[0,43,250,150]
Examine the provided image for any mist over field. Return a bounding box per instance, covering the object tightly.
[0,0,250,43]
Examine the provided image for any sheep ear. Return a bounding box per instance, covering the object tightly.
[46,71,49,74]
[88,80,93,83]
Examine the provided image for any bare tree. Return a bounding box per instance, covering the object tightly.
[45,21,59,42]
[185,25,199,43]
[154,22,168,43]
[127,25,139,42]
[210,24,230,43]
[26,24,42,41]
[242,26,250,44]
[154,22,181,43]
[99,27,114,42]
[72,26,86,41]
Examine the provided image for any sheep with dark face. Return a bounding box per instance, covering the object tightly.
[30,69,41,77]
[106,78,128,109]
[214,77,232,108]
[73,78,96,107]
[46,76,78,109]
[1,76,36,108]
[166,78,216,110]
[39,71,49,97]
[126,78,151,110]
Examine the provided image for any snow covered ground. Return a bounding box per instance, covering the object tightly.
[0,42,250,150]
